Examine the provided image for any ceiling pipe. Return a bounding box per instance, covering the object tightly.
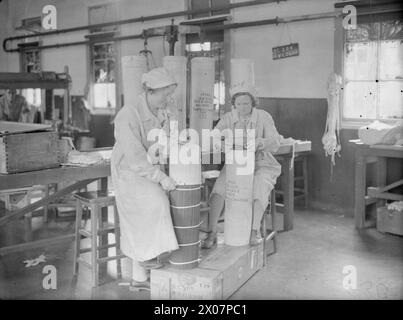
[3,0,286,52]
[5,7,400,53]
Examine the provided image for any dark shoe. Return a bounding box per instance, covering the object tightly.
[129,280,150,292]
[201,232,217,249]
[139,259,164,270]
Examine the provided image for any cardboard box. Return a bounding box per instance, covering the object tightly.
[151,242,263,300]
[377,206,403,236]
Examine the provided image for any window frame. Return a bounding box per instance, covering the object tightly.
[335,6,403,128]
[86,2,121,115]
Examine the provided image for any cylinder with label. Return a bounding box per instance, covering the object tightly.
[163,56,187,134]
[169,141,202,269]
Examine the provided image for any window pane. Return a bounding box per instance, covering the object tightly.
[380,40,403,80]
[93,83,116,108]
[344,42,377,80]
[94,61,107,82]
[379,81,403,119]
[93,44,107,59]
[344,82,377,119]
[106,59,115,82]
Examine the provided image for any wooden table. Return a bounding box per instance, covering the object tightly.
[350,140,403,229]
[0,164,110,255]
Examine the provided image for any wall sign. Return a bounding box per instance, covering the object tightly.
[272,43,299,60]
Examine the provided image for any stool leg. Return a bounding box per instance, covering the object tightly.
[271,191,278,253]
[73,200,83,276]
[43,184,49,223]
[303,156,309,208]
[113,203,122,279]
[24,190,32,242]
[262,207,268,267]
[91,203,99,287]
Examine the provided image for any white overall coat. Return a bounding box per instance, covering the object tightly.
[111,93,179,262]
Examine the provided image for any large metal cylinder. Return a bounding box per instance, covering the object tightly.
[163,56,187,134]
[121,55,147,106]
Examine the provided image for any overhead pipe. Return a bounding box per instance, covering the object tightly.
[3,0,286,52]
[5,6,399,53]
[3,11,340,53]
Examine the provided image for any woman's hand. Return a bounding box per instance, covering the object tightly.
[160,176,177,191]
[245,138,265,151]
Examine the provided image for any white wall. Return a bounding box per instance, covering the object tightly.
[1,0,186,95]
[230,0,336,98]
[1,0,337,98]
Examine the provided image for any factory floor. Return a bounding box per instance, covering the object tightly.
[0,205,402,300]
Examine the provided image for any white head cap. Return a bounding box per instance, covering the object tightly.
[141,67,177,90]
[229,81,258,98]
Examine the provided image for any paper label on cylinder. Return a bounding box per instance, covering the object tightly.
[224,147,254,246]
[190,57,215,141]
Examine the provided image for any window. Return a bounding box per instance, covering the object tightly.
[19,17,42,107]
[21,47,42,107]
[91,41,116,109]
[343,18,403,123]
[88,3,118,112]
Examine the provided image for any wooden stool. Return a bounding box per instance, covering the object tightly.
[73,191,124,287]
[262,189,278,266]
[275,153,309,208]
[294,154,309,208]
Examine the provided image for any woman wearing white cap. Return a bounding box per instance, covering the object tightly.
[111,67,179,289]
[203,84,282,248]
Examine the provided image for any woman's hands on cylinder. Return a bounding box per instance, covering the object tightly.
[160,176,177,191]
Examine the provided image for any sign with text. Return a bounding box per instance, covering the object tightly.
[272,43,299,60]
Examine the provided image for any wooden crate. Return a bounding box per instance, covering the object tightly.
[377,206,403,236]
[151,242,263,300]
[0,131,61,174]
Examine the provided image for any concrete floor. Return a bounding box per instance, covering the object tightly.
[0,206,402,300]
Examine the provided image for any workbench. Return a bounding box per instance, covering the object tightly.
[0,164,110,255]
[350,140,403,229]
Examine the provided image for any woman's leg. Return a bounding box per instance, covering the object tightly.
[204,193,225,246]
[252,199,265,231]
[131,259,148,282]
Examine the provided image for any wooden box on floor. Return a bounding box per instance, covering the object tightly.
[151,242,263,300]
[377,206,403,236]
[0,131,60,174]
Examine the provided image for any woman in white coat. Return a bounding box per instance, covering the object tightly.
[111,67,179,288]
[203,84,282,248]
